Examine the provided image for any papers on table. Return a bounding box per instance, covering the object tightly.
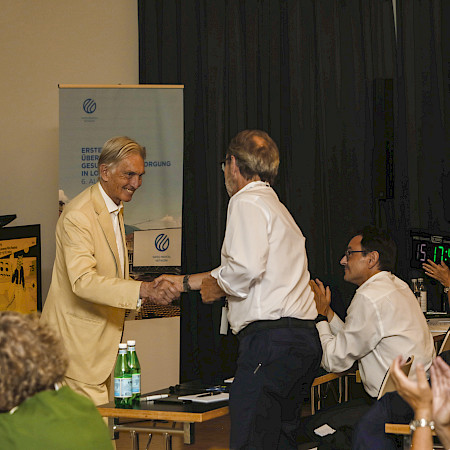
[178,392,229,403]
[314,424,336,437]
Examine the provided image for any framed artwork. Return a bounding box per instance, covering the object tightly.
[0,224,41,313]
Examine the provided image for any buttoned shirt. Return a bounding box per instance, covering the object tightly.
[316,271,435,397]
[211,181,317,334]
[98,183,125,277]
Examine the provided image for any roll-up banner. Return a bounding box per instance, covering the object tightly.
[59,85,183,274]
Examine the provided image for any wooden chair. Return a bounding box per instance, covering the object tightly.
[377,356,414,400]
[385,423,444,450]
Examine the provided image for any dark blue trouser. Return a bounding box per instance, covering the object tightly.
[352,391,413,450]
[229,326,322,450]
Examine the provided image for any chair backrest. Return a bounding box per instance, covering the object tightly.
[438,327,450,355]
[377,356,414,400]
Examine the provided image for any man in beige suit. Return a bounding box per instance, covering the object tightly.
[41,136,179,406]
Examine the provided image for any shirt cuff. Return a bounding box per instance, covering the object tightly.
[316,320,332,335]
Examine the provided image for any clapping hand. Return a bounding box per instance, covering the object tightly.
[309,278,331,317]
[423,260,450,288]
[431,357,450,447]
[390,356,432,417]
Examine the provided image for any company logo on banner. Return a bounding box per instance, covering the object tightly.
[83,98,96,114]
[155,233,170,252]
[133,229,181,267]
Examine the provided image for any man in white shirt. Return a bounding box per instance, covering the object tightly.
[156,130,322,449]
[307,226,435,449]
[41,136,179,406]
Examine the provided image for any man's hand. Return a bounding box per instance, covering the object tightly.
[140,279,180,305]
[309,278,332,318]
[390,355,432,420]
[431,357,450,448]
[153,274,184,292]
[200,275,226,304]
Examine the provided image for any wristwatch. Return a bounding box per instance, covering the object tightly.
[444,286,450,294]
[315,314,328,324]
[183,274,192,292]
[409,418,435,431]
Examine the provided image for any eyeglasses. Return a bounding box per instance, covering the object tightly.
[220,156,232,172]
[344,250,367,259]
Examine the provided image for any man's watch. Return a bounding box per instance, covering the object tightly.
[183,274,192,292]
[409,418,435,431]
[315,314,328,324]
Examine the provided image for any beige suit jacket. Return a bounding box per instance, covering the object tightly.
[41,183,141,385]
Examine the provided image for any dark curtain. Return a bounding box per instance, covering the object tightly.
[138,0,448,382]
[394,0,450,307]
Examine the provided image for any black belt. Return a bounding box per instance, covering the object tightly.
[237,317,315,339]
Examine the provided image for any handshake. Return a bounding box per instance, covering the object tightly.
[138,273,226,306]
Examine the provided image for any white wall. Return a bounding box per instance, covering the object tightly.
[1,1,180,390]
[1,0,139,297]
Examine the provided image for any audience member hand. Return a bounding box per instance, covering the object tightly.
[140,279,180,305]
[423,260,450,288]
[430,357,450,448]
[153,274,184,292]
[200,275,226,303]
[309,278,331,317]
[390,355,432,420]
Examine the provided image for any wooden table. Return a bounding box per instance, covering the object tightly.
[97,395,229,450]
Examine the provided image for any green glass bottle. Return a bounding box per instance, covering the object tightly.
[127,340,141,405]
[114,343,132,408]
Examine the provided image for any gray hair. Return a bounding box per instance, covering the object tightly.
[227,130,279,185]
[98,136,146,171]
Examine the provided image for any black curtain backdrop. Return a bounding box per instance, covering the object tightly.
[138,0,450,383]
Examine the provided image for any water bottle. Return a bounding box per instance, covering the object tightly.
[127,340,141,404]
[114,343,132,408]
[417,278,427,313]
[411,279,420,304]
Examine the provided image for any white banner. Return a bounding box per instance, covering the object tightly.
[59,85,183,270]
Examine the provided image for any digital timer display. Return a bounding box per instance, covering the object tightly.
[410,231,450,269]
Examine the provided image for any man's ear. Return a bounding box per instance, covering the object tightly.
[367,251,380,269]
[230,155,239,176]
[99,164,109,182]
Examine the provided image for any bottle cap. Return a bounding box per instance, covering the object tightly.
[119,343,127,349]
[127,340,136,346]
[411,278,417,282]
[418,278,424,282]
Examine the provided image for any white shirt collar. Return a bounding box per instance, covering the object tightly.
[98,183,123,215]
[234,180,270,197]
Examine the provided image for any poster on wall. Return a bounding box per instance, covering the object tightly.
[0,225,42,313]
[59,85,183,319]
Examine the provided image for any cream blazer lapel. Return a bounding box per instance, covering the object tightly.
[118,209,129,278]
[91,184,124,279]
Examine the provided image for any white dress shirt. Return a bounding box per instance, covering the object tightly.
[98,183,125,277]
[316,271,436,397]
[210,181,317,334]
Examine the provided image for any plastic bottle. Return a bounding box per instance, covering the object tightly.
[411,279,420,304]
[114,343,132,408]
[127,340,141,405]
[417,278,427,313]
